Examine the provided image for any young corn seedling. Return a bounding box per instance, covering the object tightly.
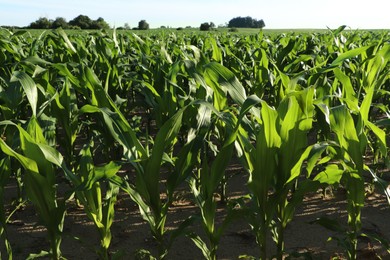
[0,70,68,259]
[237,87,318,259]
[81,97,202,259]
[73,143,121,259]
[316,42,390,259]
[0,121,66,259]
[0,157,12,259]
[324,103,388,259]
[187,109,236,260]
[186,94,260,260]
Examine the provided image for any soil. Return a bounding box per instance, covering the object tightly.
[1,170,389,260]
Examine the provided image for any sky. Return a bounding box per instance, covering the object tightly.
[0,0,389,29]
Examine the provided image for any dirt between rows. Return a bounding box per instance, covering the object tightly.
[1,170,390,260]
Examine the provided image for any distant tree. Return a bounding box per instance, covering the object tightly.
[1,26,21,30]
[29,17,52,29]
[91,17,110,29]
[27,15,112,30]
[200,22,209,31]
[138,20,149,30]
[124,23,131,29]
[228,16,265,28]
[52,17,69,29]
[69,15,93,29]
[200,22,214,31]
[256,19,266,28]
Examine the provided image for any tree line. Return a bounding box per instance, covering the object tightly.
[200,16,265,31]
[25,15,152,30]
[22,15,264,30]
[28,15,110,30]
[228,16,265,29]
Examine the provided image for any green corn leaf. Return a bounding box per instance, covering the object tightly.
[209,37,222,63]
[26,250,51,260]
[95,162,122,181]
[330,45,371,67]
[345,172,365,234]
[208,121,237,193]
[313,164,344,184]
[204,62,247,106]
[365,43,390,88]
[187,232,211,260]
[376,118,390,127]
[110,175,155,230]
[287,145,312,184]
[366,167,390,205]
[52,63,82,92]
[250,101,280,200]
[78,160,121,191]
[0,158,12,259]
[360,84,374,123]
[143,107,184,212]
[26,116,47,144]
[365,120,387,156]
[311,217,345,233]
[278,96,310,183]
[10,71,38,117]
[238,94,261,122]
[330,105,363,172]
[305,142,331,176]
[0,139,38,173]
[283,179,321,226]
[80,105,146,171]
[57,28,76,53]
[331,25,347,35]
[84,66,111,108]
[0,132,64,257]
[333,68,359,111]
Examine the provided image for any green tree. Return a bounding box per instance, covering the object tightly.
[52,17,69,29]
[200,22,214,31]
[28,17,52,29]
[91,17,110,30]
[228,16,265,28]
[138,20,149,30]
[69,15,93,29]
[256,19,265,28]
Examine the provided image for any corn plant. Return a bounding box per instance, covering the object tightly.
[79,94,188,259]
[0,120,66,259]
[187,108,236,260]
[0,68,77,259]
[0,156,12,260]
[73,143,121,259]
[324,42,389,259]
[187,92,263,260]
[235,86,320,259]
[180,59,251,259]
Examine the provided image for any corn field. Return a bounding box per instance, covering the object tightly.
[0,27,389,259]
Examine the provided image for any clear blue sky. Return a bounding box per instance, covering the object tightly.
[1,0,389,29]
